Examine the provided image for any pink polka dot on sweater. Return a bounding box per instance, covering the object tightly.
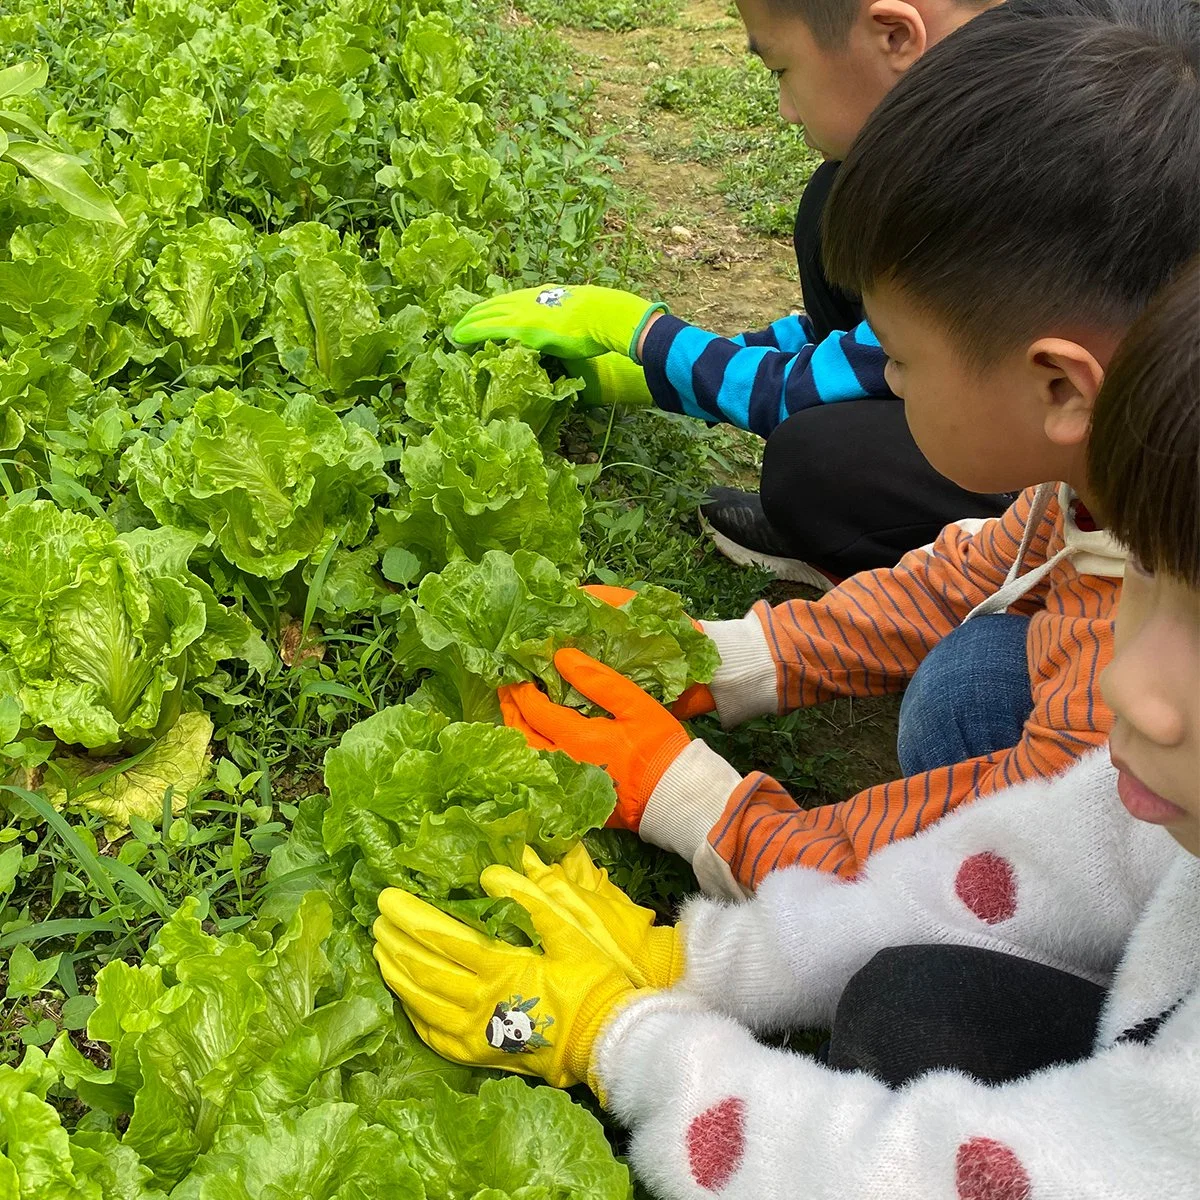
[686,1097,745,1191]
[955,852,1017,924]
[956,1137,1032,1200]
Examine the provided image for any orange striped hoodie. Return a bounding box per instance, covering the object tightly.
[637,483,1125,899]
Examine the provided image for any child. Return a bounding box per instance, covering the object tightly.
[496,0,1199,898]
[374,251,1200,1200]
[453,0,1036,589]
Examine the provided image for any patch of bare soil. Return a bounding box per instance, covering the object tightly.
[561,0,801,334]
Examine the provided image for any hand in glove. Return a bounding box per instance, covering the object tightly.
[373,866,647,1091]
[498,648,690,831]
[560,352,654,408]
[452,284,666,361]
[579,585,717,720]
[521,844,684,989]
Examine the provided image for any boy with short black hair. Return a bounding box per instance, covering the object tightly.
[495,0,1199,899]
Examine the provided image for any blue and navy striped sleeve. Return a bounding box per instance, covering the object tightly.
[640,314,892,439]
[730,313,816,352]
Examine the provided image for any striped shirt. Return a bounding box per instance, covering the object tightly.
[640,313,891,438]
[707,487,1123,888]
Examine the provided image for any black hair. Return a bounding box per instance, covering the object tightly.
[764,0,990,50]
[821,0,1200,365]
[1088,259,1200,587]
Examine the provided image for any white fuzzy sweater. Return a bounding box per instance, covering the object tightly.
[595,749,1200,1199]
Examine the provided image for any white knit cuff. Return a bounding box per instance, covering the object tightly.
[700,611,779,728]
[593,990,711,1104]
[640,740,743,862]
[674,892,808,1028]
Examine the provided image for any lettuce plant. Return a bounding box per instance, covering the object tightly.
[0,503,263,753]
[123,388,391,581]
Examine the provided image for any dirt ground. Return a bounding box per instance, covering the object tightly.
[561,0,802,334]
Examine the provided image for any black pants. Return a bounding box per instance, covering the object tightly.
[761,166,1011,577]
[826,945,1106,1088]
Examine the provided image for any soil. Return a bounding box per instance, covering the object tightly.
[560,0,802,334]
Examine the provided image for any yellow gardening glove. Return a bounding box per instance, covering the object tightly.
[521,844,685,989]
[373,867,650,1091]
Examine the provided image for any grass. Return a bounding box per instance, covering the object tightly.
[644,60,823,236]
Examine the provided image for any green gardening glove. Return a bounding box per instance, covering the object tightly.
[560,352,654,408]
[452,284,667,362]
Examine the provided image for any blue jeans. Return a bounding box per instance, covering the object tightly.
[897,614,1033,776]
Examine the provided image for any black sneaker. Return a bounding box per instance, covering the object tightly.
[700,487,840,592]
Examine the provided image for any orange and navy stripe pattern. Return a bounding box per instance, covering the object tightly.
[709,488,1120,886]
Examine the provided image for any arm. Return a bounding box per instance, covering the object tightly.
[700,488,1058,727]
[670,749,1173,1031]
[730,312,818,353]
[596,984,1200,1200]
[639,313,890,438]
[643,601,1115,892]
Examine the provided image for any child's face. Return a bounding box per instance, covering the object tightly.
[734,0,991,160]
[1103,565,1200,856]
[862,280,1103,496]
[735,0,906,159]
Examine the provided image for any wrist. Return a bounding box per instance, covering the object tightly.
[567,975,646,1094]
[633,309,665,362]
[639,924,685,989]
[700,607,781,726]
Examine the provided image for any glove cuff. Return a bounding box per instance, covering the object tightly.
[571,980,652,1100]
[635,728,692,824]
[639,925,685,989]
[627,301,669,362]
[565,975,643,1091]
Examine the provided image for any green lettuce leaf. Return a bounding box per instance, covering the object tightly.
[378,212,491,311]
[322,702,615,939]
[0,503,260,752]
[42,709,212,825]
[380,1077,633,1200]
[263,226,427,396]
[141,217,266,359]
[168,1103,424,1200]
[122,388,391,582]
[403,342,579,443]
[395,549,719,721]
[0,1047,164,1198]
[378,415,583,574]
[52,893,394,1189]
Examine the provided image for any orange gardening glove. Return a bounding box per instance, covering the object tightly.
[498,648,690,831]
[579,584,716,719]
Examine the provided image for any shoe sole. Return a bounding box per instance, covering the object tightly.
[703,521,839,593]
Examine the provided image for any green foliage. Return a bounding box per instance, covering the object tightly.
[0,503,263,754]
[394,549,719,722]
[324,704,616,939]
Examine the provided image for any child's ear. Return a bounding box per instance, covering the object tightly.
[1026,337,1105,449]
[866,0,928,72]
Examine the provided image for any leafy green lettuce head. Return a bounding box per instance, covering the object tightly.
[378,414,583,576]
[122,388,392,581]
[395,549,720,723]
[323,703,615,939]
[0,503,262,751]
